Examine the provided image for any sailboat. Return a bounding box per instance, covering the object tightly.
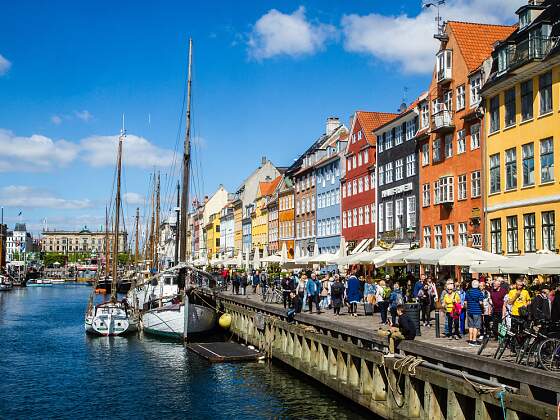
[85,121,139,336]
[138,38,216,340]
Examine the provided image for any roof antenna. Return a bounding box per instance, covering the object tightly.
[423,1,447,41]
[121,113,126,137]
[398,86,408,112]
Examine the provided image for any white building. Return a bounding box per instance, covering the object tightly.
[6,223,34,262]
[157,214,177,269]
[220,204,235,257]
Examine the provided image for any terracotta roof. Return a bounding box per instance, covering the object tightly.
[447,21,517,72]
[258,175,282,197]
[355,111,398,144]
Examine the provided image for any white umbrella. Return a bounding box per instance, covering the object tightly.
[244,249,250,270]
[372,250,410,267]
[236,251,243,268]
[312,242,319,257]
[403,247,440,264]
[253,246,261,269]
[280,242,288,264]
[262,246,269,267]
[261,254,283,263]
[472,251,560,275]
[406,246,503,266]
[530,252,560,274]
[295,245,301,259]
[308,252,338,264]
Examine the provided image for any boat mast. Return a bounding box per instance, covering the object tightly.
[110,119,125,303]
[154,172,160,270]
[149,176,155,269]
[174,180,180,266]
[0,207,4,272]
[104,206,109,277]
[179,38,193,263]
[134,207,140,264]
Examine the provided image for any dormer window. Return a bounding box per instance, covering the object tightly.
[519,10,531,29]
[497,46,510,73]
[358,130,363,141]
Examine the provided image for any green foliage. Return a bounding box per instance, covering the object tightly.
[67,252,90,263]
[118,252,132,265]
[43,253,67,267]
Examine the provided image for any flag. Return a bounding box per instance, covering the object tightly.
[18,211,22,216]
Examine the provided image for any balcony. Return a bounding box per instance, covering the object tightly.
[436,49,452,84]
[437,67,452,83]
[431,110,454,133]
[501,37,553,72]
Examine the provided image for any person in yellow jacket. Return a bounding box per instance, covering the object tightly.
[443,284,461,340]
[504,279,531,335]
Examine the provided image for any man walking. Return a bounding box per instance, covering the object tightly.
[465,280,484,346]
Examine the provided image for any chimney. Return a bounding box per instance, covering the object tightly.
[326,117,340,136]
[398,102,407,113]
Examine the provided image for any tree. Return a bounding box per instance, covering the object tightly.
[43,253,67,267]
[118,252,132,265]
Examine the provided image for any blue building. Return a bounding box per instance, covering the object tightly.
[315,122,348,254]
[242,203,254,256]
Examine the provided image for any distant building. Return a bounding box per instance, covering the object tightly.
[158,214,177,268]
[6,223,34,262]
[220,203,235,258]
[41,226,127,255]
[277,176,295,259]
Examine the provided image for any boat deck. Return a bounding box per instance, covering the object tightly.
[187,342,263,362]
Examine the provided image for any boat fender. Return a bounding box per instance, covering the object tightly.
[218,313,232,329]
[248,345,255,350]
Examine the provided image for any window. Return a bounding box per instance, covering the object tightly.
[522,143,535,186]
[507,216,518,254]
[353,179,357,195]
[446,224,455,247]
[444,90,452,112]
[489,95,500,133]
[505,148,517,190]
[358,207,363,226]
[358,177,363,193]
[358,130,362,141]
[378,135,384,153]
[422,184,430,207]
[433,139,441,162]
[364,175,369,191]
[347,157,352,171]
[440,176,454,203]
[378,204,384,233]
[421,103,429,129]
[386,130,393,149]
[459,223,468,246]
[504,87,516,127]
[371,204,376,225]
[458,174,467,200]
[445,134,453,158]
[519,9,530,28]
[521,79,533,121]
[539,71,553,115]
[395,199,403,230]
[358,152,362,167]
[542,211,555,251]
[371,172,376,189]
[471,171,481,198]
[364,150,369,164]
[395,159,404,181]
[347,211,352,228]
[497,46,510,73]
[386,202,394,231]
[378,166,384,186]
[456,85,465,110]
[406,120,416,140]
[470,74,481,107]
[407,196,416,228]
[353,209,357,227]
[490,219,502,254]
[423,226,431,248]
[457,130,466,154]
[352,155,357,169]
[385,162,393,183]
[524,213,536,252]
[406,154,416,177]
[434,180,441,204]
[434,225,443,249]
[422,143,429,166]
[347,182,352,197]
[395,126,403,146]
[342,184,346,198]
[470,124,480,150]
[489,153,501,194]
[365,205,370,224]
[540,138,554,183]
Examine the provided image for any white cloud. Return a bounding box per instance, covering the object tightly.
[248,6,336,60]
[123,192,145,206]
[80,134,174,169]
[0,129,79,171]
[74,110,93,122]
[0,54,11,76]
[0,185,92,209]
[341,0,524,74]
[51,115,63,125]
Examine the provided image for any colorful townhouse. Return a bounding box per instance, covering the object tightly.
[481,0,560,254]
[419,21,515,252]
[266,177,282,255]
[341,111,396,253]
[219,202,235,258]
[277,176,295,258]
[315,120,348,254]
[251,175,282,255]
[201,185,229,258]
[374,99,422,249]
[205,212,220,260]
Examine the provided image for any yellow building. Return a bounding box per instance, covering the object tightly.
[233,200,243,255]
[251,176,282,253]
[206,212,221,260]
[482,2,559,254]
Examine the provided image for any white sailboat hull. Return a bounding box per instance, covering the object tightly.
[142,303,216,339]
[86,303,138,336]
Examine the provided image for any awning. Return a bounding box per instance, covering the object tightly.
[352,238,373,254]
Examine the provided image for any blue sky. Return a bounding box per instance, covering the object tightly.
[0,0,522,235]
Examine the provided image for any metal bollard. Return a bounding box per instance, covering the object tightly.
[435,310,440,338]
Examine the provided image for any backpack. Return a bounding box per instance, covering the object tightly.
[383,286,391,300]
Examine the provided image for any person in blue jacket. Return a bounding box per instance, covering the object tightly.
[413,274,425,298]
[389,282,404,325]
[346,270,362,317]
[305,275,318,314]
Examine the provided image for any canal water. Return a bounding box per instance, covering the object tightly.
[0,285,369,419]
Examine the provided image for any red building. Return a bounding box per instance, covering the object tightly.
[341,111,396,252]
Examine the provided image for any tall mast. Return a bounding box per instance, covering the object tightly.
[179,38,193,263]
[134,207,140,264]
[0,207,4,271]
[104,206,109,277]
[174,181,180,266]
[110,119,125,303]
[154,172,160,270]
[149,178,155,268]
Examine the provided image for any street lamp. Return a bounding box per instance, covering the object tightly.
[406,227,416,249]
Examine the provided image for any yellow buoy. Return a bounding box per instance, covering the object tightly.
[219,313,232,329]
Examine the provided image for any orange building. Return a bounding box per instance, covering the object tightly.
[419,22,515,255]
[277,176,295,259]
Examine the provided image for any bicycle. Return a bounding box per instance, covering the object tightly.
[537,337,560,371]
[262,286,283,304]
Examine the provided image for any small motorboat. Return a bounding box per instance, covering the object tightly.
[27,278,53,287]
[0,276,13,291]
[85,301,138,336]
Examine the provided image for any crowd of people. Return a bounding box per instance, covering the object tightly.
[218,266,560,347]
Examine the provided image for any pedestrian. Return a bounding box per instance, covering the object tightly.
[490,277,508,339]
[331,276,345,316]
[458,281,467,336]
[281,274,292,309]
[232,271,240,295]
[376,279,390,324]
[443,283,461,340]
[320,275,330,310]
[346,270,362,317]
[296,275,306,313]
[465,279,484,346]
[504,279,531,336]
[389,282,404,325]
[479,280,492,339]
[364,278,377,305]
[532,284,552,322]
[252,270,260,294]
[240,272,248,296]
[418,283,432,326]
[377,304,416,357]
[551,285,560,322]
[413,274,425,299]
[305,274,318,314]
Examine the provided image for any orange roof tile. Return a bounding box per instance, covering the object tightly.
[447,21,516,72]
[258,175,282,197]
[355,111,398,144]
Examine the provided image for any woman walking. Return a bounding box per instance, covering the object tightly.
[346,271,362,317]
[331,276,345,316]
